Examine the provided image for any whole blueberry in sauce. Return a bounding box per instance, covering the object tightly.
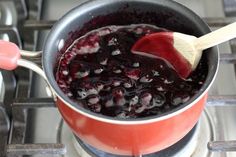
[55,24,207,119]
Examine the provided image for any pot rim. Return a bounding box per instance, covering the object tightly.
[43,0,219,125]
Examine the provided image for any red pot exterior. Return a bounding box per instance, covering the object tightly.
[56,94,207,156]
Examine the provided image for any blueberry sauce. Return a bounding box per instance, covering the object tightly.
[55,24,208,119]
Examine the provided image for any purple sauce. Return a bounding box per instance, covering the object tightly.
[55,24,207,119]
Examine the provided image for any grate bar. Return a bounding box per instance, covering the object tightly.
[207,95,236,106]
[0,25,22,47]
[6,144,66,156]
[0,18,233,32]
[204,17,236,27]
[220,53,236,63]
[12,98,55,108]
[208,141,236,152]
[8,17,235,30]
[23,20,55,30]
[0,106,9,157]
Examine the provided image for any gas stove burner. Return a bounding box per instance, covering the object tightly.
[58,109,214,157]
[75,125,197,157]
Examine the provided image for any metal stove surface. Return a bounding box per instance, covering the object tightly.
[9,0,236,157]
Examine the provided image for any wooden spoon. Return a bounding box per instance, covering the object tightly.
[132,22,236,78]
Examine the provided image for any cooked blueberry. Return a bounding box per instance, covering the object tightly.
[105,99,114,107]
[100,58,108,65]
[152,70,160,76]
[129,95,139,105]
[94,68,104,74]
[103,85,111,91]
[171,93,190,106]
[125,69,141,80]
[62,70,69,75]
[112,87,125,97]
[172,97,182,106]
[182,94,190,103]
[108,37,118,46]
[156,85,166,92]
[164,78,174,84]
[95,82,104,91]
[111,49,121,56]
[132,62,140,67]
[67,92,73,97]
[140,75,153,83]
[178,83,192,91]
[152,94,165,107]
[113,68,122,74]
[88,95,100,104]
[77,89,87,99]
[75,70,90,78]
[90,103,102,112]
[198,81,204,85]
[135,104,146,113]
[140,92,152,106]
[116,112,128,118]
[123,80,133,88]
[86,88,98,95]
[112,80,121,87]
[115,97,126,106]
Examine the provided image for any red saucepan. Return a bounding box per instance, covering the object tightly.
[0,0,218,156]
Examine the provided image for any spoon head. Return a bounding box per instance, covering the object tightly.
[131,32,200,78]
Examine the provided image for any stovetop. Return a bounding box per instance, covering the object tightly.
[1,0,236,157]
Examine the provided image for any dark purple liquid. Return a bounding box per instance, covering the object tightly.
[55,24,207,119]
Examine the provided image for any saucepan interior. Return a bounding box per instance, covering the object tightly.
[43,0,218,122]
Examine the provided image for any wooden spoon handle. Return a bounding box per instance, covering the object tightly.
[194,22,236,50]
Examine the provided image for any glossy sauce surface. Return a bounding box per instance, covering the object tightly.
[55,24,207,119]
